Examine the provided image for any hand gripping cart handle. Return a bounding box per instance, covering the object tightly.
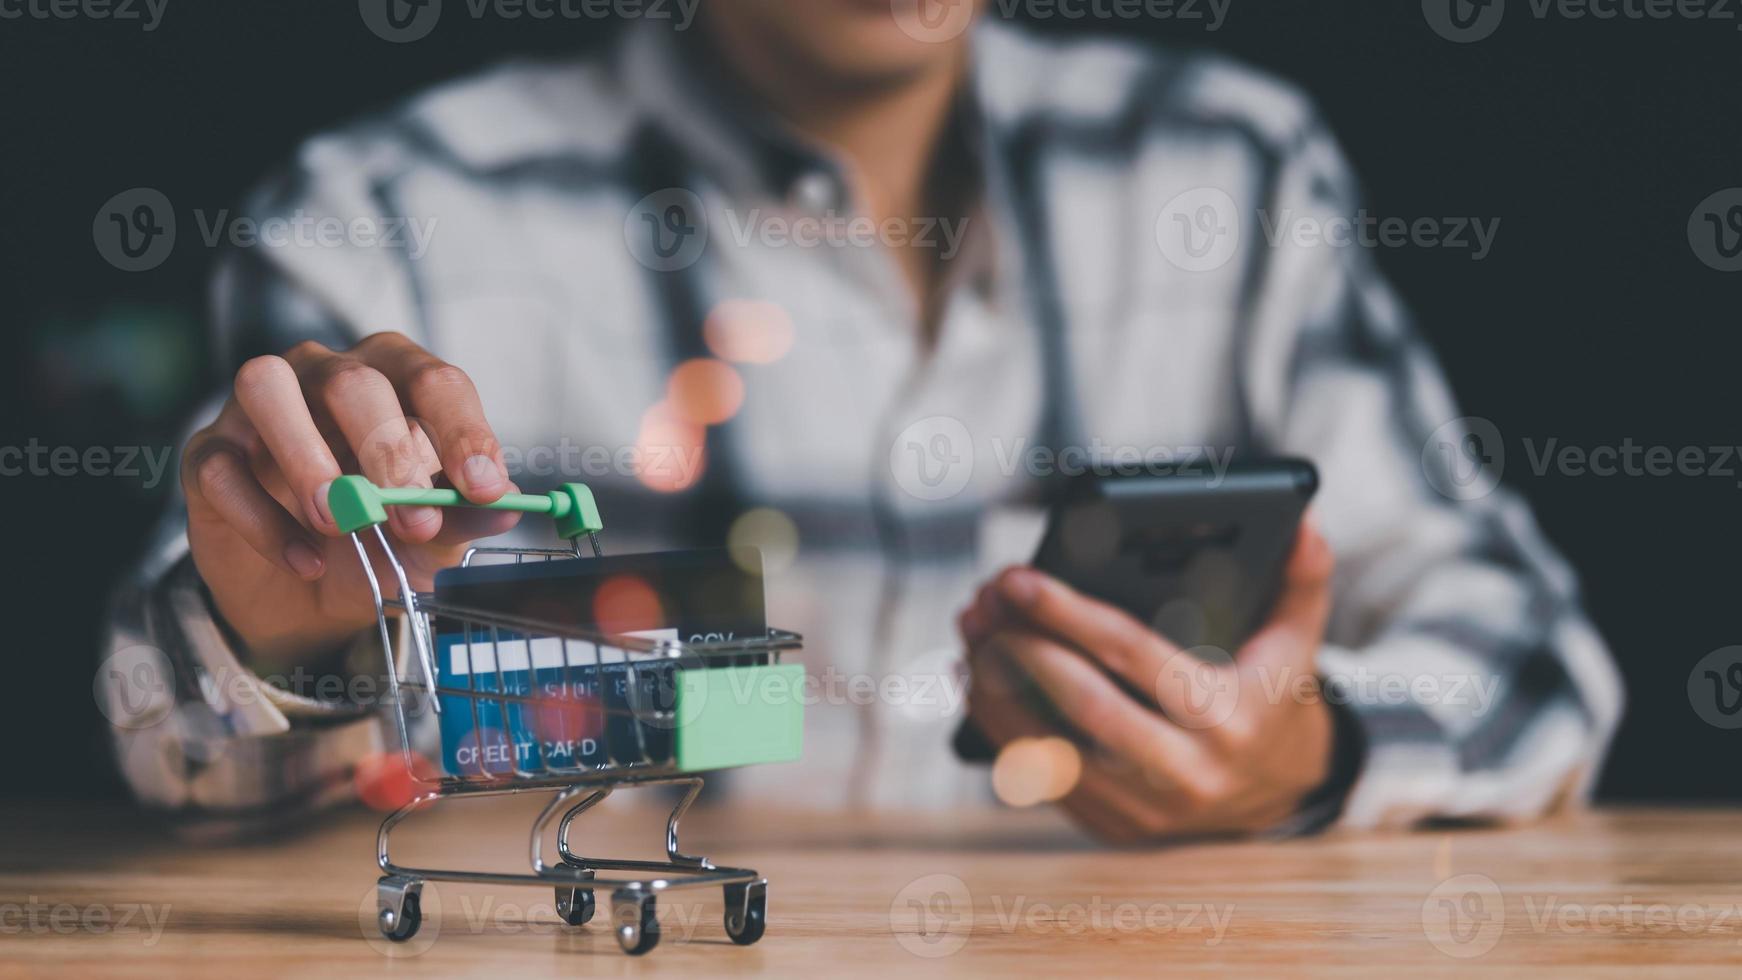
[330,476,804,956]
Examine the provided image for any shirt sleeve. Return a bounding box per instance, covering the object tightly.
[99,168,431,833]
[1238,110,1625,830]
[103,552,407,836]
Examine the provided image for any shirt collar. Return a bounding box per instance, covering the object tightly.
[616,20,844,205]
[616,19,1017,298]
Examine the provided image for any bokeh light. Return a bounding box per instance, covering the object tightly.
[531,688,605,759]
[703,298,796,364]
[635,399,706,493]
[990,736,1083,808]
[667,357,744,426]
[727,507,800,574]
[354,750,438,810]
[593,574,665,638]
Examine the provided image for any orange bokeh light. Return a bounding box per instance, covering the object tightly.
[990,736,1083,808]
[703,299,796,365]
[635,399,706,493]
[666,357,745,426]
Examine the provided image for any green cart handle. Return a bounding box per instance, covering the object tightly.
[326,475,604,540]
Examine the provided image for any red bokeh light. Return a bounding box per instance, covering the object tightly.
[592,574,665,638]
[531,688,605,749]
[354,750,438,811]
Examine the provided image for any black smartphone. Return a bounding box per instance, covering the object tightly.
[953,458,1319,762]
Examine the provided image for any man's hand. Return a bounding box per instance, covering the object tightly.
[182,332,520,666]
[958,521,1337,844]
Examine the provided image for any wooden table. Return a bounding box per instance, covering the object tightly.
[2,798,1740,976]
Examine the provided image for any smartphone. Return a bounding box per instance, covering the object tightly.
[953,458,1319,762]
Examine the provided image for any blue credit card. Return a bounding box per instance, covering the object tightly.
[430,548,765,778]
[433,629,611,777]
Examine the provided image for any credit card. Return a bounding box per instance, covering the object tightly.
[432,629,608,777]
[430,548,765,777]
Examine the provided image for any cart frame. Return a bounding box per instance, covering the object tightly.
[330,476,802,955]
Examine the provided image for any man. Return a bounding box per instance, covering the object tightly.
[105,0,1622,840]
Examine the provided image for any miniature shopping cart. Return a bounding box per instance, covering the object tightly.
[328,476,804,956]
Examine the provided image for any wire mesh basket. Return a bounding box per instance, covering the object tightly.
[329,476,803,955]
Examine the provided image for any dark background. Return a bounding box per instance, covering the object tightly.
[2,0,1737,802]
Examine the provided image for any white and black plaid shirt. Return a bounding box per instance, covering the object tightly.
[103,19,1622,836]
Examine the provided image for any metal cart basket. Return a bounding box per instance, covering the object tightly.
[328,476,804,956]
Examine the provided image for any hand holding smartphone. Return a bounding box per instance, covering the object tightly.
[955,458,1319,762]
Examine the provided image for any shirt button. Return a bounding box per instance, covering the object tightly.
[789,170,840,212]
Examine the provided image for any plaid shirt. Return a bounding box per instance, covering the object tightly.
[103,19,1622,836]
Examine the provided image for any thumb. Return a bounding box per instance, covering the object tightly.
[1242,514,1334,673]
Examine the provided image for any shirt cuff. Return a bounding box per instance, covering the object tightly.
[1266,671,1369,838]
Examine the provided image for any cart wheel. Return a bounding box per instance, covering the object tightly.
[379,891,422,943]
[723,881,767,946]
[555,886,595,926]
[612,890,659,956]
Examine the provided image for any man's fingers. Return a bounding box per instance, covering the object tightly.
[1062,756,1184,842]
[988,630,1208,781]
[232,354,343,533]
[284,342,444,543]
[227,335,519,556]
[1242,517,1335,673]
[958,581,1015,647]
[1058,791,1153,846]
[992,567,1237,727]
[427,503,523,547]
[184,437,325,580]
[993,566,1175,688]
[966,643,1042,732]
[354,332,510,502]
[1273,516,1335,632]
[966,669,1057,749]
